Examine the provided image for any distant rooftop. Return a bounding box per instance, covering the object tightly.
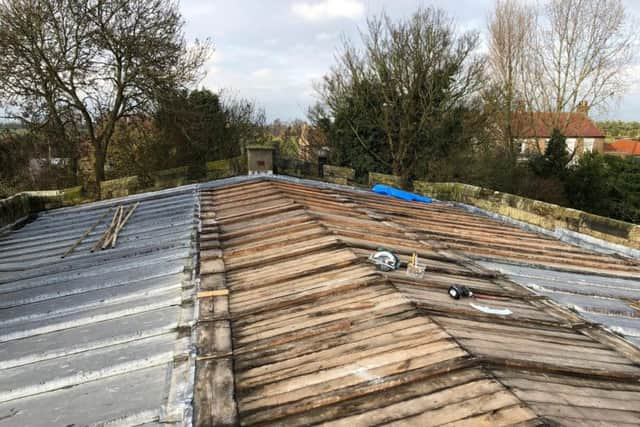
[513,112,605,138]
[606,139,640,155]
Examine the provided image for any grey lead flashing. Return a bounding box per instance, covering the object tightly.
[159,187,199,426]
[179,187,203,427]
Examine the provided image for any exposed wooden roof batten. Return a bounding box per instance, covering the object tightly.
[194,178,640,427]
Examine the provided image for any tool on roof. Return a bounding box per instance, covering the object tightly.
[448,284,473,300]
[448,285,510,301]
[448,285,513,316]
[406,252,426,278]
[368,248,400,272]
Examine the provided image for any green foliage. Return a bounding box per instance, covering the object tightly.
[0,129,34,196]
[272,137,299,159]
[0,128,77,195]
[155,89,265,180]
[597,121,640,139]
[529,128,570,179]
[314,7,484,184]
[107,120,167,186]
[567,153,640,223]
[317,82,391,179]
[156,89,225,179]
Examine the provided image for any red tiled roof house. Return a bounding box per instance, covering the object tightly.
[512,104,605,159]
[604,139,640,157]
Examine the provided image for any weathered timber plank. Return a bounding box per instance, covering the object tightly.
[237,326,450,390]
[528,403,640,424]
[241,366,485,427]
[195,358,238,427]
[238,344,465,411]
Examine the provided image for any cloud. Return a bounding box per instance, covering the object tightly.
[292,0,364,21]
[315,32,338,41]
[251,68,274,79]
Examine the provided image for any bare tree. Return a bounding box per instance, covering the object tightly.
[487,0,535,158]
[0,0,210,194]
[522,0,635,123]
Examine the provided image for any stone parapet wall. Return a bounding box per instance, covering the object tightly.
[413,181,640,250]
[323,165,355,185]
[0,157,243,228]
[100,176,141,199]
[0,191,65,230]
[368,172,402,187]
[5,158,638,252]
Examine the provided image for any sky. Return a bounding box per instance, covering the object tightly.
[180,0,640,123]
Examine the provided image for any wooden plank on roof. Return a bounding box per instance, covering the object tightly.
[194,358,237,427]
[240,365,485,426]
[198,289,229,298]
[195,205,237,427]
[323,380,529,427]
[528,403,640,425]
[238,346,467,413]
[199,179,640,426]
[492,368,640,392]
[201,258,225,275]
[236,324,451,390]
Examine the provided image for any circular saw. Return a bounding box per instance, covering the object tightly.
[368,248,400,272]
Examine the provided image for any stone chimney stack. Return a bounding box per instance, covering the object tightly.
[246,145,275,175]
[577,101,590,116]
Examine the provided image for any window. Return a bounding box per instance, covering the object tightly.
[584,138,594,152]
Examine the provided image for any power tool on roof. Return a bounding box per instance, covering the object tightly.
[448,285,473,299]
[368,248,400,272]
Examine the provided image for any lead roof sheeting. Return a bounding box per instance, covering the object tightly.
[481,260,640,347]
[0,186,197,427]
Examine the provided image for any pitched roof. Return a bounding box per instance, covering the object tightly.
[195,177,640,426]
[0,185,199,426]
[606,139,640,155]
[2,176,640,426]
[513,112,605,138]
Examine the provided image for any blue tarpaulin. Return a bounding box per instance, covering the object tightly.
[371,184,432,203]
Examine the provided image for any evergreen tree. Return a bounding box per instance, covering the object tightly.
[530,128,569,178]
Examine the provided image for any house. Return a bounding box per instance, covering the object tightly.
[512,103,605,159]
[1,174,640,426]
[605,139,640,158]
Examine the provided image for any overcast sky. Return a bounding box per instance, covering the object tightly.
[182,0,640,122]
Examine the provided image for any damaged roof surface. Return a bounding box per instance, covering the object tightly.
[194,177,640,426]
[2,175,640,426]
[0,185,198,426]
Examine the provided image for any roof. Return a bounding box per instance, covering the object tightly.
[195,176,640,426]
[606,139,640,155]
[0,185,199,426]
[513,112,605,138]
[2,175,640,426]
